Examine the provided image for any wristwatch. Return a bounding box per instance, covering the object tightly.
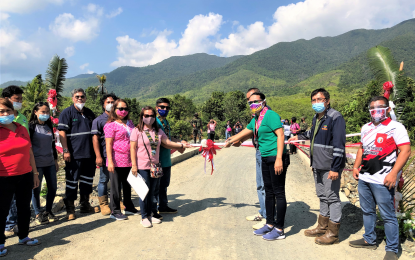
[63,148,69,153]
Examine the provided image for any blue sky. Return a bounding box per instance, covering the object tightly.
[1,0,415,83]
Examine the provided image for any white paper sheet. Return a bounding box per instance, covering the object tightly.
[127,171,149,200]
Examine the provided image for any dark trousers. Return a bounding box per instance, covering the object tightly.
[208,132,215,141]
[158,167,171,210]
[0,172,33,244]
[64,158,96,201]
[110,167,134,214]
[262,154,289,229]
[193,129,201,143]
[138,170,158,219]
[32,165,57,215]
[290,134,297,153]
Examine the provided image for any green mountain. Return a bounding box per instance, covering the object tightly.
[0,80,29,89]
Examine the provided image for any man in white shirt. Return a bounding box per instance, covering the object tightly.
[349,96,411,260]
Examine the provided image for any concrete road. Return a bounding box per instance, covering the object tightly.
[4,147,409,260]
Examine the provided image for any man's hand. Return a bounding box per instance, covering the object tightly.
[353,168,359,180]
[63,152,71,162]
[384,172,397,190]
[274,158,283,175]
[288,135,298,142]
[177,147,185,154]
[327,171,339,180]
[33,174,40,189]
[96,156,103,167]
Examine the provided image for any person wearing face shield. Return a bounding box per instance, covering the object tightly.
[289,88,346,245]
[58,88,99,220]
[349,96,410,260]
[91,93,118,216]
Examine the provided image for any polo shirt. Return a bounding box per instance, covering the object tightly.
[57,105,96,159]
[247,110,286,157]
[157,117,172,167]
[14,111,29,134]
[359,118,410,185]
[91,112,109,158]
[0,123,33,176]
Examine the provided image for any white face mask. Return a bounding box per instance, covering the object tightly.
[75,103,85,110]
[13,102,22,110]
[105,103,113,112]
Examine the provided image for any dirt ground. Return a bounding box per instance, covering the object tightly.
[4,147,410,260]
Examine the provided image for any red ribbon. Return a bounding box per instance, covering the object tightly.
[383,81,394,100]
[199,139,221,175]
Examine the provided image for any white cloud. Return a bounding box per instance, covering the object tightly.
[106,7,123,18]
[64,46,75,57]
[0,12,10,21]
[86,3,104,16]
[0,0,65,14]
[216,0,415,56]
[86,70,94,74]
[49,12,100,42]
[111,13,222,67]
[80,63,89,70]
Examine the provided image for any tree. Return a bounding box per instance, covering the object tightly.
[45,54,68,97]
[96,74,107,94]
[21,74,48,117]
[223,90,250,124]
[169,94,196,121]
[202,91,225,121]
[124,98,140,125]
[85,86,103,117]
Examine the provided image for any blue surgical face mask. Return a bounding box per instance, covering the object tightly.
[13,102,22,110]
[157,109,169,117]
[38,114,50,122]
[312,102,326,113]
[0,114,15,125]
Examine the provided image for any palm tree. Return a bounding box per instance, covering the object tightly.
[45,54,68,97]
[96,74,107,94]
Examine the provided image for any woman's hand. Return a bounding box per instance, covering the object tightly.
[274,158,283,175]
[108,162,115,174]
[55,160,59,172]
[33,174,40,189]
[131,166,138,177]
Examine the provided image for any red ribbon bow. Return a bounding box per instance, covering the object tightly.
[383,81,394,100]
[199,139,221,175]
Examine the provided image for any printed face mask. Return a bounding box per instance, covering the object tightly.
[116,110,129,118]
[75,103,85,110]
[143,117,155,125]
[312,102,325,113]
[157,109,169,117]
[38,114,50,122]
[0,114,15,125]
[105,104,113,112]
[370,108,388,123]
[13,102,22,110]
[249,101,265,114]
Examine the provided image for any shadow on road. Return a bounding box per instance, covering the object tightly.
[285,201,318,237]
[339,203,364,242]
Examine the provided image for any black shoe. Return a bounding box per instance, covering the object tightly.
[152,212,163,220]
[159,207,177,214]
[349,238,376,249]
[45,212,59,222]
[384,251,398,260]
[35,212,49,225]
[125,207,140,215]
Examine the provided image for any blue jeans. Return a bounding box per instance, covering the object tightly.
[358,179,399,253]
[256,150,266,218]
[5,196,17,231]
[138,170,158,219]
[98,165,110,197]
[225,131,231,140]
[31,165,57,215]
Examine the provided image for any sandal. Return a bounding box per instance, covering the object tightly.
[18,237,41,246]
[0,246,7,257]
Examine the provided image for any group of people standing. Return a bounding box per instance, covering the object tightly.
[282,116,308,154]
[225,87,410,260]
[0,86,190,257]
[191,113,243,143]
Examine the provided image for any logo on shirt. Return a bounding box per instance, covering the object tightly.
[321,125,328,130]
[73,119,78,122]
[377,136,384,144]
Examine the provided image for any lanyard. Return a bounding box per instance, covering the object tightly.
[158,117,170,137]
[144,130,159,155]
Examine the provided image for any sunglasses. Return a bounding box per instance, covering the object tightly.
[158,105,171,110]
[143,114,155,118]
[116,107,129,111]
[74,95,85,99]
[247,100,263,105]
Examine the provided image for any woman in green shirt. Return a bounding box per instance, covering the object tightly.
[225,92,289,241]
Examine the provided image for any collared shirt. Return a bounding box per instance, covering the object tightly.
[91,112,109,158]
[359,118,410,185]
[156,117,172,167]
[14,111,29,134]
[57,105,96,159]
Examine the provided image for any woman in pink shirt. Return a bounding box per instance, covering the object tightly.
[130,106,190,228]
[207,119,216,141]
[104,99,136,221]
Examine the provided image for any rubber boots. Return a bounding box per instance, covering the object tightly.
[64,199,76,221]
[315,220,340,245]
[79,194,99,213]
[99,195,111,216]
[304,215,329,237]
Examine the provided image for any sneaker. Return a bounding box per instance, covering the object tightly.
[253,224,273,236]
[262,228,285,241]
[152,212,163,220]
[110,212,128,221]
[125,207,140,215]
[35,212,49,225]
[0,245,7,257]
[158,207,177,214]
[151,217,162,224]
[45,212,58,222]
[246,214,263,221]
[253,219,267,230]
[349,238,376,250]
[141,218,153,228]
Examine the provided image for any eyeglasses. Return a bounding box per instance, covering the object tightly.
[311,98,326,104]
[116,107,129,111]
[143,114,155,118]
[158,105,171,110]
[247,100,263,105]
[74,95,85,99]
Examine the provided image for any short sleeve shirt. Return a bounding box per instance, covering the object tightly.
[14,111,29,134]
[359,118,410,185]
[104,120,134,167]
[0,123,33,176]
[32,124,55,167]
[157,117,172,168]
[57,105,96,159]
[130,127,168,170]
[247,110,285,157]
[92,112,109,158]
